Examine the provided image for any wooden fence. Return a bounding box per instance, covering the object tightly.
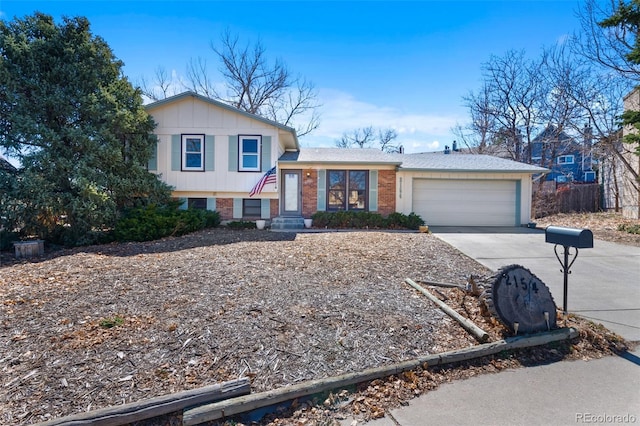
[533,182,600,218]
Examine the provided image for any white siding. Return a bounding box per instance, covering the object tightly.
[149,96,282,197]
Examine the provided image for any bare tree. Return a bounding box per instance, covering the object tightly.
[464,50,544,162]
[573,0,640,81]
[188,30,321,137]
[543,40,637,209]
[185,57,218,99]
[139,30,321,137]
[138,66,181,102]
[335,126,399,152]
[336,126,375,149]
[557,32,637,175]
[454,83,497,154]
[378,128,400,153]
[534,45,587,174]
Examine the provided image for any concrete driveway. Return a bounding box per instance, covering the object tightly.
[431,226,640,342]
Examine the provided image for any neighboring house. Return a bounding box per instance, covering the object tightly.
[530,125,596,184]
[147,92,547,228]
[612,88,640,219]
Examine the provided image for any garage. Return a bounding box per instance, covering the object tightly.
[412,179,518,226]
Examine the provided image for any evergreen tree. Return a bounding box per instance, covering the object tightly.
[0,13,171,245]
[599,0,640,155]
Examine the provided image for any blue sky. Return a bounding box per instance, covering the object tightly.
[1,1,585,153]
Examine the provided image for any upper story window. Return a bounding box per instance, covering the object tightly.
[557,155,574,165]
[182,134,205,171]
[239,135,261,172]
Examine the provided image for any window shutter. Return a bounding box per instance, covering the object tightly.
[260,198,271,219]
[233,198,242,219]
[369,170,378,212]
[148,142,158,171]
[205,135,215,171]
[178,197,187,210]
[228,136,238,171]
[171,135,181,171]
[317,169,326,211]
[261,136,271,171]
[206,197,216,211]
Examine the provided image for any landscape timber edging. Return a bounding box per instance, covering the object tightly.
[183,327,578,425]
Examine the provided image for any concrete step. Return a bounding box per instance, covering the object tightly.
[270,216,304,230]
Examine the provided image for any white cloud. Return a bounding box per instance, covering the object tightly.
[301,88,461,153]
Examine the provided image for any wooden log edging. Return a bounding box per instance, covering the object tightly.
[183,327,578,425]
[405,278,490,343]
[36,377,251,426]
[415,279,466,289]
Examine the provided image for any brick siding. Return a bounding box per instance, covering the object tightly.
[377,169,396,215]
[302,169,318,218]
[215,198,233,221]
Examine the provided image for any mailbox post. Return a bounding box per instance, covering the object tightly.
[545,226,594,315]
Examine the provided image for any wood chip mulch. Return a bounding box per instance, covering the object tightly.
[534,211,640,247]
[0,227,633,426]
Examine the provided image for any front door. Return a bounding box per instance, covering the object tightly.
[281,170,302,216]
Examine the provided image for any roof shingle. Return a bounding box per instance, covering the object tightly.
[279,148,548,173]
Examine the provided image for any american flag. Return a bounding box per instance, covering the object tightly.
[249,166,277,197]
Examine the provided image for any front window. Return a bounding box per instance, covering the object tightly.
[243,198,261,217]
[182,134,204,171]
[348,171,367,209]
[188,198,207,210]
[328,170,346,210]
[239,135,261,171]
[327,170,368,211]
[557,155,574,165]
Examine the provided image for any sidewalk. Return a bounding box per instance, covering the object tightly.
[353,348,639,426]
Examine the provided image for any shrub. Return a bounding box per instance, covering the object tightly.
[114,202,221,242]
[401,212,426,230]
[0,229,19,251]
[46,225,115,247]
[385,212,425,230]
[310,211,424,230]
[225,220,257,230]
[618,223,640,235]
[310,211,332,228]
[385,212,406,229]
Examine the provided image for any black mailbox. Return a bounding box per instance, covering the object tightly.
[545,225,594,315]
[545,226,593,248]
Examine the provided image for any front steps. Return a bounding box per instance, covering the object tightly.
[270,216,304,230]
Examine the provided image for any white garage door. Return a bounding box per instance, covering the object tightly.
[412,179,518,226]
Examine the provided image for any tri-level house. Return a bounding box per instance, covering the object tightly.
[146,92,547,228]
